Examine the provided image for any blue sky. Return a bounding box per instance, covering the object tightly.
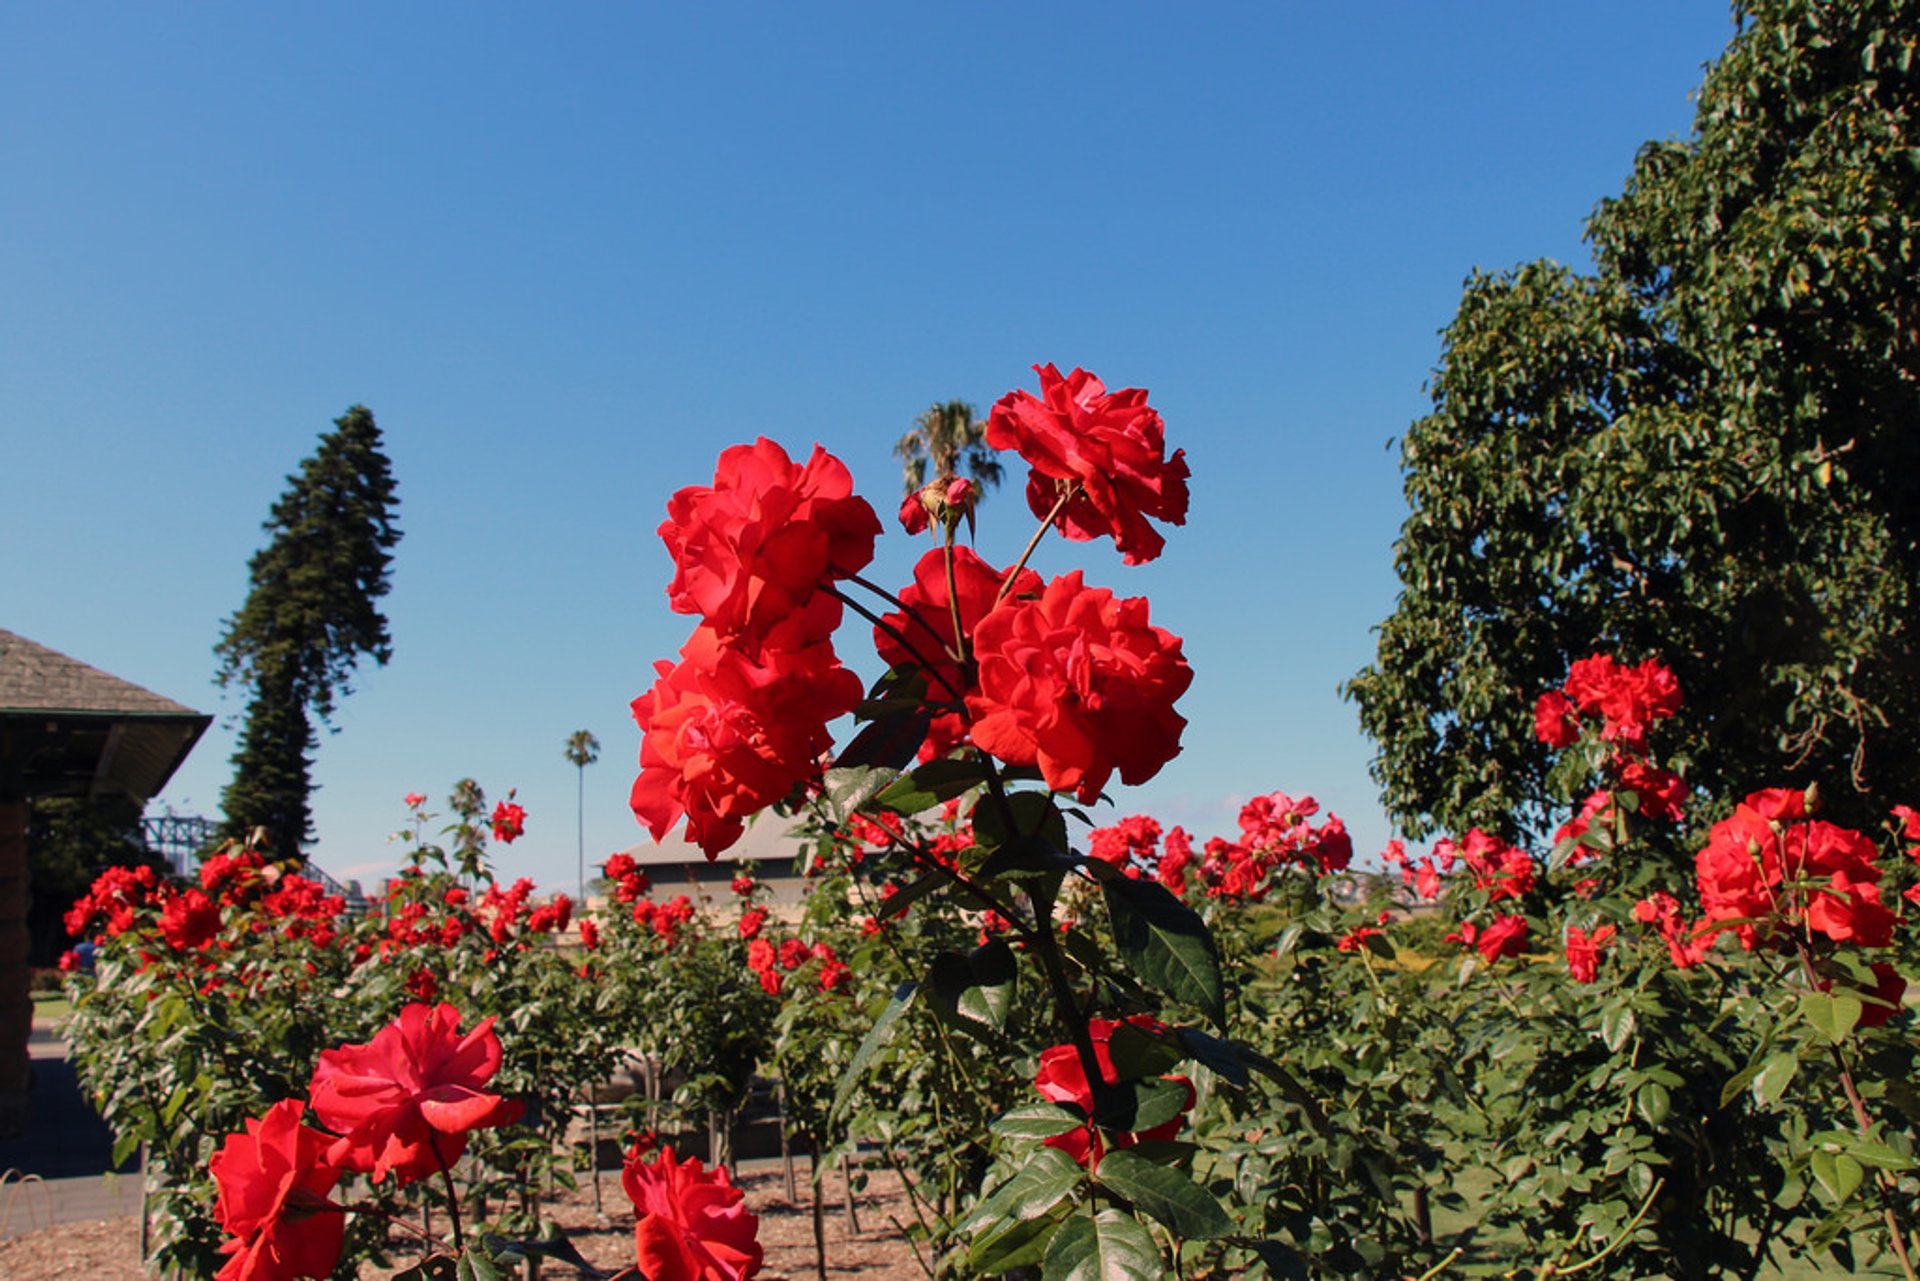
[2,3,1739,893]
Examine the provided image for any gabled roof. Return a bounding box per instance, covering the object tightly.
[0,629,201,717]
[0,629,210,804]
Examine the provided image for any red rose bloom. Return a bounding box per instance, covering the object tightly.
[1533,690,1580,748]
[874,546,1044,760]
[630,625,863,857]
[622,1146,763,1281]
[659,438,881,652]
[160,888,223,951]
[966,571,1191,803]
[1033,1018,1195,1170]
[1564,924,1617,983]
[308,1003,523,1187]
[209,1099,344,1281]
[986,364,1189,565]
[490,801,526,844]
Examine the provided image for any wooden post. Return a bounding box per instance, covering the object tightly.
[0,800,31,1141]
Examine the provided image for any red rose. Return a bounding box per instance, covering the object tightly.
[1562,655,1681,753]
[630,626,863,857]
[875,547,1044,760]
[209,1099,344,1281]
[160,888,222,951]
[1033,1018,1195,1170]
[966,571,1191,803]
[659,438,881,652]
[622,1146,763,1281]
[1533,690,1580,748]
[1564,924,1617,983]
[986,364,1189,565]
[308,1003,523,1187]
[1448,915,1529,962]
[490,801,526,844]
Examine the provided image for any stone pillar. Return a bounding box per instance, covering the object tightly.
[0,799,31,1138]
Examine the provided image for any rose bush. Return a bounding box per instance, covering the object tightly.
[59,362,1920,1279]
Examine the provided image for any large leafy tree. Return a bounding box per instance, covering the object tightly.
[1349,0,1920,839]
[215,406,401,857]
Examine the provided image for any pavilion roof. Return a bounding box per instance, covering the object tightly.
[0,628,210,804]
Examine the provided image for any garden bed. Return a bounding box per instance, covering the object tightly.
[0,1160,920,1280]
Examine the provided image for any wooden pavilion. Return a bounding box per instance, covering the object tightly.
[0,628,209,1137]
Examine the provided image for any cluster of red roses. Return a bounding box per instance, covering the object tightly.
[1085,791,1352,902]
[1537,653,1690,842]
[489,798,526,844]
[63,850,349,988]
[602,851,654,901]
[207,1003,522,1281]
[1628,788,1910,1020]
[631,893,698,947]
[630,364,1193,856]
[744,933,851,997]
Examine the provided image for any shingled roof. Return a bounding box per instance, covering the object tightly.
[0,629,210,803]
[0,629,201,717]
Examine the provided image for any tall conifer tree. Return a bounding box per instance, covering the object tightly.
[215,406,401,857]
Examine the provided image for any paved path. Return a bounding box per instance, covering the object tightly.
[0,1016,144,1235]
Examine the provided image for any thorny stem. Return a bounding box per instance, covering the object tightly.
[998,485,1080,602]
[942,530,967,665]
[1412,1247,1463,1281]
[1792,940,1919,1281]
[975,758,1105,1105]
[429,1133,465,1255]
[1540,1178,1664,1276]
[840,572,957,658]
[827,586,971,705]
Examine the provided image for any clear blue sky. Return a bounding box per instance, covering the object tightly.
[2,3,1739,893]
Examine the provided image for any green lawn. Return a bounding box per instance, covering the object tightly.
[31,991,71,1023]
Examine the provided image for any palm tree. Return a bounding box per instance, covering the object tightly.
[564,730,600,904]
[894,399,1004,497]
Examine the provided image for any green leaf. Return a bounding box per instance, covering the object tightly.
[964,1148,1086,1232]
[876,758,987,814]
[992,1103,1087,1141]
[831,981,916,1120]
[1754,1050,1799,1106]
[927,943,1018,1039]
[970,1209,1066,1274]
[1599,1003,1636,1054]
[1093,1077,1193,1136]
[1172,1026,1252,1088]
[1102,875,1225,1025]
[1042,1207,1163,1281]
[1809,1150,1864,1205]
[455,1251,507,1281]
[820,765,901,819]
[1635,1082,1671,1127]
[1801,991,1864,1045]
[1093,1149,1232,1240]
[1105,1020,1184,1079]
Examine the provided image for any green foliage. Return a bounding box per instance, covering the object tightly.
[215,405,402,856]
[1348,0,1920,839]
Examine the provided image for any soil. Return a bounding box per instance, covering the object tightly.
[0,1160,926,1280]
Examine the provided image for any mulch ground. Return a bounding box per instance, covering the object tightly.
[0,1161,925,1279]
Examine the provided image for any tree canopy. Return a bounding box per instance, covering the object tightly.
[1348,0,1920,840]
[215,406,401,856]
